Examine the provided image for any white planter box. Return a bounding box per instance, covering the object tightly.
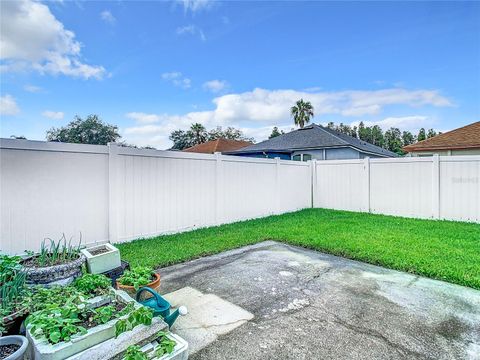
[81,243,121,274]
[131,333,189,360]
[27,290,165,360]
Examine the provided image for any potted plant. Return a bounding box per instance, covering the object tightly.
[21,235,85,286]
[117,267,160,299]
[1,255,29,335]
[81,243,121,274]
[0,335,29,360]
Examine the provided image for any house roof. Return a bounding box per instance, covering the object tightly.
[183,138,253,154]
[403,121,480,152]
[227,124,398,157]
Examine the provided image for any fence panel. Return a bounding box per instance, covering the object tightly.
[439,157,479,222]
[313,155,480,222]
[0,140,312,253]
[314,160,366,212]
[369,158,433,218]
[0,140,109,254]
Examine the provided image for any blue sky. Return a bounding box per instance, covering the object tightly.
[1,0,479,149]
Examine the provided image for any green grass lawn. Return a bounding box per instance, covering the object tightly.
[117,208,480,289]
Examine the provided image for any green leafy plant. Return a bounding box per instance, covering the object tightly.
[115,306,153,337]
[92,305,116,325]
[0,255,28,334]
[118,267,155,290]
[73,273,112,295]
[24,234,81,267]
[25,286,87,313]
[26,304,88,344]
[124,345,148,360]
[155,331,176,357]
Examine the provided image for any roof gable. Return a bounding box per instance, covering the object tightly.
[403,121,480,152]
[183,138,253,154]
[230,124,397,157]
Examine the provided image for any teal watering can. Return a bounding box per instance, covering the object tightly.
[136,287,187,328]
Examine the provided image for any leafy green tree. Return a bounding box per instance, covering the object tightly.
[401,131,415,146]
[46,115,121,145]
[417,128,426,142]
[370,125,385,147]
[169,124,253,150]
[208,126,254,142]
[290,99,314,128]
[427,128,437,139]
[384,127,403,154]
[188,123,208,145]
[269,127,284,139]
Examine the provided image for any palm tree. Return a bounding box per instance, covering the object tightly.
[290,99,314,128]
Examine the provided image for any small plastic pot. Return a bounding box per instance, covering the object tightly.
[0,335,28,360]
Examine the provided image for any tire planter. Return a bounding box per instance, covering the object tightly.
[1,307,28,336]
[0,335,28,360]
[117,273,161,300]
[21,254,85,287]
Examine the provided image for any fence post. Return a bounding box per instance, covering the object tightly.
[108,143,119,244]
[364,157,370,213]
[432,154,440,219]
[275,157,281,214]
[311,159,317,208]
[214,152,223,225]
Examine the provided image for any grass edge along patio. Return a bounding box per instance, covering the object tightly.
[118,208,480,290]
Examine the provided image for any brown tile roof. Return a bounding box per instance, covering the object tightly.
[183,138,253,154]
[403,121,480,152]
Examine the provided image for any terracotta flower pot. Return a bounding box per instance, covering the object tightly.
[116,273,161,300]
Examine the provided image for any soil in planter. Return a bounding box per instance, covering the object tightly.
[22,254,81,268]
[78,301,127,330]
[88,247,110,256]
[0,344,20,360]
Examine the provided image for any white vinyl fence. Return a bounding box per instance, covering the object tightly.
[1,139,479,254]
[313,156,480,222]
[0,139,311,254]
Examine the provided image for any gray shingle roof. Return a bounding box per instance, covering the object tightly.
[229,124,398,157]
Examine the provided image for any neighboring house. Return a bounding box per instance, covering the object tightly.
[225,123,397,160]
[183,138,253,154]
[403,121,480,157]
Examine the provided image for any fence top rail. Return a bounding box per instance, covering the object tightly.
[315,155,480,166]
[0,138,109,154]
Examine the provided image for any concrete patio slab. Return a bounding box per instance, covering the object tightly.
[163,287,254,354]
[157,241,480,360]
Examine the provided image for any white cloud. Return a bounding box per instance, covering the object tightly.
[161,71,192,89]
[0,94,20,115]
[0,0,106,79]
[100,10,116,25]
[177,0,213,13]
[23,84,43,93]
[203,79,228,93]
[126,112,161,124]
[122,87,452,149]
[42,110,64,120]
[176,24,206,41]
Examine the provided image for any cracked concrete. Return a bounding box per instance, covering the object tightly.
[158,241,480,360]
